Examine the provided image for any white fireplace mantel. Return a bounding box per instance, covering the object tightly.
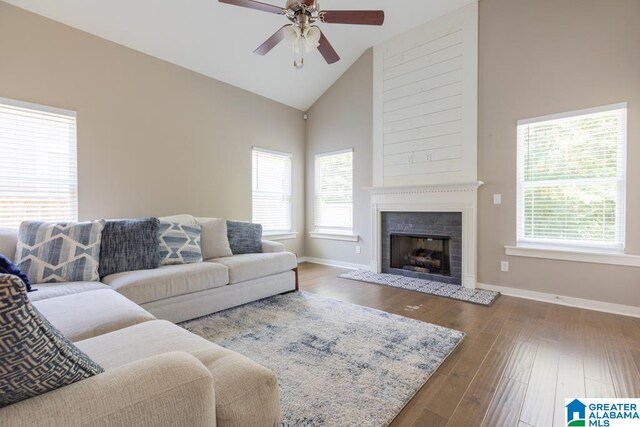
[367,181,483,289]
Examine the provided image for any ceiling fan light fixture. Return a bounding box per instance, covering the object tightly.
[303,26,321,51]
[219,0,384,67]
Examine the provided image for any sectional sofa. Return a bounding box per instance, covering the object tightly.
[0,217,299,426]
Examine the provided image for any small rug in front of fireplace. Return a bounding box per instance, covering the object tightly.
[181,291,464,427]
[339,270,500,306]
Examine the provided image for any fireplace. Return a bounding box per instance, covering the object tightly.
[381,211,462,285]
[390,233,451,276]
[369,182,481,288]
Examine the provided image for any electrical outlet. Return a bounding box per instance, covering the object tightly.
[355,246,361,254]
[501,261,510,272]
[493,194,502,205]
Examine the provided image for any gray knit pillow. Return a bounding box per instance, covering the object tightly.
[0,274,104,408]
[99,217,160,277]
[227,221,263,255]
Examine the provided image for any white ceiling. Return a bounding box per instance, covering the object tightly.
[4,0,475,110]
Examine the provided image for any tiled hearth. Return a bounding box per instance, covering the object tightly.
[382,211,462,285]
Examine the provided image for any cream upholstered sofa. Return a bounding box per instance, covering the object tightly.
[1,287,281,426]
[0,220,298,323]
[0,219,297,426]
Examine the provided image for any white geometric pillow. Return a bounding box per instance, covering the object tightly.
[15,221,106,284]
[158,221,203,265]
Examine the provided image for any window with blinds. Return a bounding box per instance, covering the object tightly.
[315,149,353,232]
[0,98,78,229]
[252,148,293,233]
[517,103,627,252]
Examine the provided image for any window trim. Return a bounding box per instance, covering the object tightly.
[314,148,354,233]
[251,146,294,234]
[0,96,77,119]
[516,102,627,254]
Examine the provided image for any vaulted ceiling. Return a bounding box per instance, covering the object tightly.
[4,0,476,110]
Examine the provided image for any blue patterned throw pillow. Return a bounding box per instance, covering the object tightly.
[99,217,160,277]
[0,254,33,292]
[158,221,203,265]
[15,221,106,284]
[0,274,104,408]
[227,221,263,255]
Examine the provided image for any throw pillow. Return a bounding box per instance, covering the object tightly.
[227,221,263,255]
[196,217,233,260]
[158,221,203,265]
[15,221,106,284]
[0,274,104,408]
[98,217,161,277]
[0,254,33,292]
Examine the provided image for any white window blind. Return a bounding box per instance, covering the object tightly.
[252,148,292,233]
[517,103,627,252]
[315,149,353,232]
[0,98,78,229]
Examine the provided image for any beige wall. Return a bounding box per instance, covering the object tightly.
[0,2,305,254]
[305,50,373,267]
[306,0,640,306]
[478,0,640,306]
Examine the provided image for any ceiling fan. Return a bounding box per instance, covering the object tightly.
[219,0,384,68]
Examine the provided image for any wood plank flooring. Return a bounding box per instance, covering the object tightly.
[297,262,640,427]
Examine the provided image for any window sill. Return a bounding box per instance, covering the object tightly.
[505,245,640,267]
[263,232,298,241]
[309,231,359,242]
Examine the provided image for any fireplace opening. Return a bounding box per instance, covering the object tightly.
[390,233,451,277]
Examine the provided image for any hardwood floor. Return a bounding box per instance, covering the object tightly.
[297,262,640,427]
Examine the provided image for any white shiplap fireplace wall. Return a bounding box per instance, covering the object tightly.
[370,2,481,288]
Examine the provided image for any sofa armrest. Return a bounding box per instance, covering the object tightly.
[1,352,216,427]
[261,240,285,253]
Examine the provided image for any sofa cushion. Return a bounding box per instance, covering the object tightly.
[226,221,263,255]
[99,217,160,277]
[16,220,105,284]
[76,320,280,427]
[33,289,156,342]
[102,263,229,305]
[196,218,233,260]
[27,282,112,302]
[0,227,18,260]
[0,274,104,408]
[0,253,32,292]
[158,221,203,265]
[208,252,297,284]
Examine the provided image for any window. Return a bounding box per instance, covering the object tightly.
[315,149,353,233]
[0,98,78,229]
[517,103,627,252]
[252,148,293,234]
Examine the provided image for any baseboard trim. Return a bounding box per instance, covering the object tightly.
[477,283,640,318]
[298,257,370,271]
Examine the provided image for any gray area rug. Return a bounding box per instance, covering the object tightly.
[181,291,464,427]
[339,270,500,306]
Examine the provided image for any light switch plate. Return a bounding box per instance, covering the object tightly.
[501,261,509,272]
[493,194,502,205]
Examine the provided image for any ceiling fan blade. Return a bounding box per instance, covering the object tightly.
[321,10,385,26]
[317,31,340,64]
[218,0,284,15]
[302,0,315,5]
[254,25,290,56]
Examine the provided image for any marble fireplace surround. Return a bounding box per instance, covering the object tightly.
[368,182,483,289]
